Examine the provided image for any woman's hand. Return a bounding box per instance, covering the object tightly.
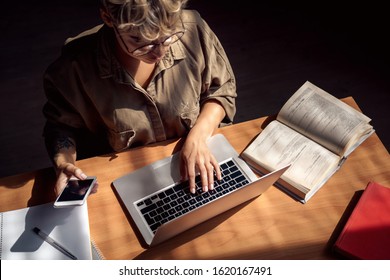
[54,162,98,196]
[179,100,226,194]
[49,137,98,197]
[180,133,222,194]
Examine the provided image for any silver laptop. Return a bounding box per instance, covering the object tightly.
[112,133,289,247]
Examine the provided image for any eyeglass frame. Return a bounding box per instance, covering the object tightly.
[112,18,186,57]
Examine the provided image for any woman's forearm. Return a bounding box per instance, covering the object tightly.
[49,137,77,170]
[189,100,226,139]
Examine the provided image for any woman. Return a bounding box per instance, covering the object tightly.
[42,0,237,196]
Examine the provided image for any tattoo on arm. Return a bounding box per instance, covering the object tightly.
[54,137,76,153]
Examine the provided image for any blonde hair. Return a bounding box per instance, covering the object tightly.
[101,0,188,41]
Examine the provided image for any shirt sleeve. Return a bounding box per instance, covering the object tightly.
[192,11,237,124]
[42,61,86,144]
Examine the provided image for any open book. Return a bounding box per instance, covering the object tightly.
[241,81,374,203]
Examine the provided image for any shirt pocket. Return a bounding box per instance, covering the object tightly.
[179,103,200,130]
[107,129,136,151]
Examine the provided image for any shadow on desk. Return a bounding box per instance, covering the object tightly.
[136,225,336,260]
[28,168,57,206]
[131,197,336,260]
[0,167,57,211]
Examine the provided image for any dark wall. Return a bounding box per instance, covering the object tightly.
[0,1,388,178]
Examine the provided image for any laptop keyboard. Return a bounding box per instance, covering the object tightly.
[135,158,250,233]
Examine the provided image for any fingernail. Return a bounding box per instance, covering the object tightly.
[80,173,87,179]
[209,183,214,190]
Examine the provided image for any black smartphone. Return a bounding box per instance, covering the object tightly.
[54,176,97,208]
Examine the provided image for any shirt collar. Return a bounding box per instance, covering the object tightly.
[159,39,186,70]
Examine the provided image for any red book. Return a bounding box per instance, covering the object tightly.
[333,181,390,259]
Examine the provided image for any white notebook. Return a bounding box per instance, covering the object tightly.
[0,202,92,260]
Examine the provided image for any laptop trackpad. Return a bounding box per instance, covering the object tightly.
[153,152,181,190]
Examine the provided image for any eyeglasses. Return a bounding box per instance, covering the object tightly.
[113,19,186,57]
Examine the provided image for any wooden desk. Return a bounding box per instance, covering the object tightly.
[1,97,389,260]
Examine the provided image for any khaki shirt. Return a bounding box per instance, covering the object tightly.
[43,10,236,153]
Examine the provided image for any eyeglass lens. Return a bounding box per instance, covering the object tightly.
[132,31,185,56]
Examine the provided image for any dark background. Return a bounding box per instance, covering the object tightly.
[1,0,388,178]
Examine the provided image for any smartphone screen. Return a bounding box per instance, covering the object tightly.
[54,177,96,207]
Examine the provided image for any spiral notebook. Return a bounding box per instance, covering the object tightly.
[0,202,93,260]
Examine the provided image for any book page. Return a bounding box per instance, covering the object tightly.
[0,202,92,260]
[277,81,373,156]
[242,121,340,192]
